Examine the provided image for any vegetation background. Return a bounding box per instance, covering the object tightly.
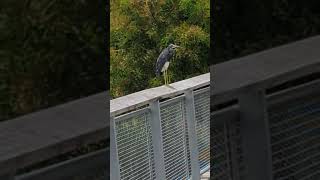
[0,0,106,121]
[110,0,210,98]
[213,0,320,65]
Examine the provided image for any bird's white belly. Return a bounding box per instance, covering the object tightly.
[161,61,170,72]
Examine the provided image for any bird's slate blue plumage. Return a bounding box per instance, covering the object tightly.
[155,44,176,77]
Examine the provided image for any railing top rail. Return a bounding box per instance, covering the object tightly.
[0,92,108,174]
[110,73,210,116]
[211,35,320,104]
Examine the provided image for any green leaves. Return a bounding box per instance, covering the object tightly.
[111,0,210,98]
[1,0,106,121]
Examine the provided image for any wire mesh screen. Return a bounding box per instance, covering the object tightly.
[194,89,210,172]
[211,122,232,180]
[160,97,190,180]
[268,92,320,180]
[211,111,246,180]
[114,110,156,180]
[183,99,193,178]
[232,118,246,180]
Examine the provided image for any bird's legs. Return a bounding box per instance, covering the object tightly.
[165,70,167,85]
[163,70,171,86]
[166,70,169,85]
[168,70,170,84]
[166,70,168,85]
[163,70,167,85]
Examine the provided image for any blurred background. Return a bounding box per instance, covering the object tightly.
[0,0,106,121]
[213,0,320,64]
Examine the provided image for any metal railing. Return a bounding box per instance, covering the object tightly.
[110,73,210,180]
[211,35,320,180]
[0,92,108,180]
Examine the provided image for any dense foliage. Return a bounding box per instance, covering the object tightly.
[0,0,106,121]
[213,0,320,64]
[110,0,210,98]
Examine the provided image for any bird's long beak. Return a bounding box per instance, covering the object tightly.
[173,45,180,48]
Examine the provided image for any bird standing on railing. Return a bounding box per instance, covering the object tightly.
[155,44,180,85]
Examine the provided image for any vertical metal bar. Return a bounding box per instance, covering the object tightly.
[228,119,240,180]
[185,90,201,180]
[149,100,166,180]
[223,121,233,180]
[238,88,273,180]
[110,116,121,180]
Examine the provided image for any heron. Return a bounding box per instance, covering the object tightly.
[155,44,180,85]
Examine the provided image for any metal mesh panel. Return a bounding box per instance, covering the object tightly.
[183,100,193,178]
[232,119,246,180]
[160,98,190,180]
[194,90,210,172]
[268,94,320,180]
[211,112,246,180]
[114,110,155,180]
[211,123,232,180]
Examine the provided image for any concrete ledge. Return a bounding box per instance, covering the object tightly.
[0,92,108,174]
[211,35,320,104]
[111,73,210,116]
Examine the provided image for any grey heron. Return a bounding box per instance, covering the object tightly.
[155,44,180,85]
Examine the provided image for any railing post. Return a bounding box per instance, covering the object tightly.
[149,100,166,180]
[228,120,241,180]
[185,90,201,180]
[238,88,273,180]
[110,116,121,180]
